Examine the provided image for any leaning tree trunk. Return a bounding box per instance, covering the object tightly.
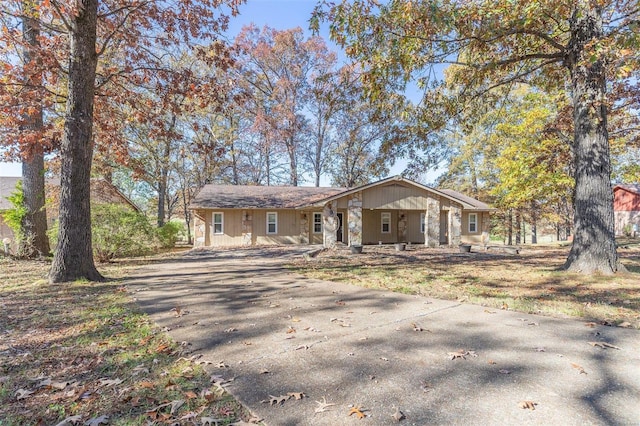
[563,4,622,274]
[20,2,50,257]
[50,0,103,283]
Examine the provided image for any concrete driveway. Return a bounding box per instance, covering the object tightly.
[126,246,640,425]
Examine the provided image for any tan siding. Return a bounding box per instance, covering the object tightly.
[362,183,431,210]
[405,211,425,243]
[209,209,244,246]
[309,211,323,244]
[362,209,398,244]
[460,211,485,244]
[461,212,481,237]
[254,209,301,245]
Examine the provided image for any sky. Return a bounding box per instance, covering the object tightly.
[0,1,414,180]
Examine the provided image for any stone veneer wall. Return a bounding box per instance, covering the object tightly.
[323,202,338,248]
[347,192,362,246]
[425,197,440,247]
[449,204,462,246]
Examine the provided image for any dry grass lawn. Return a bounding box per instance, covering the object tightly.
[289,240,640,329]
[0,254,256,426]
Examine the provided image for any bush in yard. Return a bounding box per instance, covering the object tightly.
[2,180,32,258]
[156,220,184,248]
[92,204,156,261]
[49,203,156,262]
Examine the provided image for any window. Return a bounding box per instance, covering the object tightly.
[313,212,323,233]
[267,212,278,234]
[420,213,426,234]
[381,212,391,233]
[213,212,223,234]
[469,213,478,233]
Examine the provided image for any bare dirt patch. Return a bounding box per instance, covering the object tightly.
[289,242,640,328]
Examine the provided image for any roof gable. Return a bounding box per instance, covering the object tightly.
[311,176,492,211]
[0,176,139,212]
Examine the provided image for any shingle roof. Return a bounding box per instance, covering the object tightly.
[190,178,494,211]
[190,185,348,210]
[0,176,139,212]
[439,189,493,211]
[614,184,640,195]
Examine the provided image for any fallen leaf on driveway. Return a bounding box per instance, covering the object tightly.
[391,406,406,422]
[330,318,351,327]
[288,392,305,400]
[588,341,621,350]
[411,322,423,331]
[348,406,367,419]
[498,369,511,374]
[518,401,537,410]
[571,363,587,374]
[314,397,335,413]
[448,349,477,360]
[261,394,290,405]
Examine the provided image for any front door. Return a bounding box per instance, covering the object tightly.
[336,212,343,242]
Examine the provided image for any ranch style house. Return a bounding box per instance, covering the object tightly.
[190,176,492,249]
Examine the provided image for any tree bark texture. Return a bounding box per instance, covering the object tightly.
[50,0,103,282]
[563,4,621,274]
[20,3,50,257]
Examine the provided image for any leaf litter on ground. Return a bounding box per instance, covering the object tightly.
[0,256,256,425]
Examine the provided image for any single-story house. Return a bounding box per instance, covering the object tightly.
[0,176,140,248]
[190,175,492,248]
[613,184,640,236]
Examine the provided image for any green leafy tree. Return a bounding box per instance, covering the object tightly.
[314,0,640,274]
[3,181,28,255]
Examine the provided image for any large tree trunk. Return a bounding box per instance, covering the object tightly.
[20,2,50,257]
[563,4,622,274]
[50,0,103,283]
[21,156,50,257]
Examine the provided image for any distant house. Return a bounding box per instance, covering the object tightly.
[0,176,139,247]
[613,184,640,236]
[190,175,492,248]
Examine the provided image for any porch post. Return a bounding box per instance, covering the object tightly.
[347,191,363,246]
[449,204,462,246]
[425,197,440,247]
[322,202,338,248]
